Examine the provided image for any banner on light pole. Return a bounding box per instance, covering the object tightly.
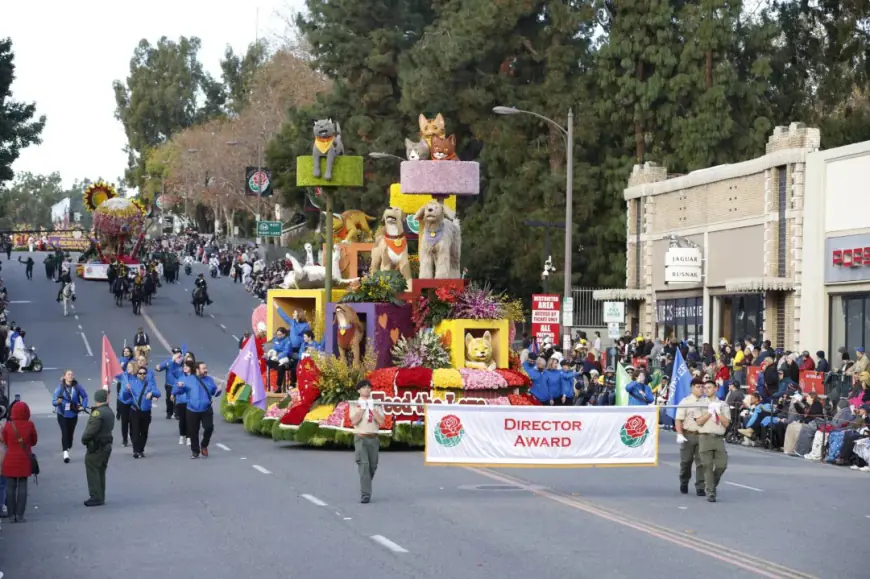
[245,167,273,197]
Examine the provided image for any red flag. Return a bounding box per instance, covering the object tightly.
[101,335,123,395]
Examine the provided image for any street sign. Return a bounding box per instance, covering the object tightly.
[607,322,621,339]
[603,301,625,323]
[531,294,561,344]
[257,221,282,237]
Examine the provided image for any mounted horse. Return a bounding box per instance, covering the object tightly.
[143,275,155,305]
[112,277,128,307]
[61,281,76,317]
[131,283,144,315]
[192,286,207,316]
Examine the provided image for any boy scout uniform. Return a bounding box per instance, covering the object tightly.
[698,402,729,501]
[675,393,706,494]
[81,390,115,506]
[351,401,383,504]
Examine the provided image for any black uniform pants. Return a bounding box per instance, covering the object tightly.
[267,359,289,389]
[57,414,78,451]
[117,402,132,445]
[164,384,175,418]
[130,409,152,454]
[176,403,188,437]
[187,408,214,455]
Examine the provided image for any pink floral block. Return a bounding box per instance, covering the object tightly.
[400,161,480,195]
[458,368,508,390]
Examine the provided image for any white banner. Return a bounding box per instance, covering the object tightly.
[82,264,144,280]
[425,405,658,467]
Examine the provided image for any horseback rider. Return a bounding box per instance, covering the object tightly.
[56,269,75,302]
[192,274,213,305]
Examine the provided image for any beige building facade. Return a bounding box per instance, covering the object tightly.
[594,123,821,350]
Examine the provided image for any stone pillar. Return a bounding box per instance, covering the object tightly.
[765,122,821,154]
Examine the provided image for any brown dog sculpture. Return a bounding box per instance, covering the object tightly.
[414,200,461,279]
[334,304,365,368]
[370,207,412,282]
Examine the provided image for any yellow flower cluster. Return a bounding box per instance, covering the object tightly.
[432,368,463,388]
[303,404,336,422]
[227,376,245,403]
[432,388,464,401]
[389,183,456,215]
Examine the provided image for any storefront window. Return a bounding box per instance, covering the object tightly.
[655,297,703,344]
[830,294,870,359]
[720,294,763,346]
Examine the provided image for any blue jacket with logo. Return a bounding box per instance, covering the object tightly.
[560,370,578,399]
[52,381,88,418]
[545,369,563,400]
[298,338,324,357]
[269,336,292,359]
[156,358,184,388]
[277,309,311,351]
[127,373,162,411]
[117,372,135,405]
[175,374,220,413]
[625,381,654,406]
[523,361,550,404]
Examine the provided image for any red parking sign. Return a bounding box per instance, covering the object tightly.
[531,294,560,344]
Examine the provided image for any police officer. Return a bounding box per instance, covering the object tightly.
[695,380,731,502]
[81,390,115,507]
[349,380,385,503]
[674,381,707,496]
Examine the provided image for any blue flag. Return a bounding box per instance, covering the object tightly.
[228,335,267,410]
[666,349,692,420]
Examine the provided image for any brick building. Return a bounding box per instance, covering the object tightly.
[593,123,821,350]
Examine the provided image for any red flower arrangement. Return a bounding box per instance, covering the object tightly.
[508,393,542,406]
[281,400,315,426]
[395,367,433,389]
[296,357,321,401]
[435,285,459,303]
[495,369,531,388]
[508,350,522,371]
[366,367,398,395]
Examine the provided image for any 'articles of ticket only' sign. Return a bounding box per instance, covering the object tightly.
[531,294,560,344]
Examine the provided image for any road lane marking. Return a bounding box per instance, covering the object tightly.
[74,315,79,320]
[81,332,94,356]
[42,367,59,371]
[77,324,83,330]
[232,335,240,342]
[252,465,271,474]
[301,494,327,507]
[216,443,231,451]
[141,308,174,353]
[220,324,226,330]
[8,300,31,304]
[370,535,408,553]
[210,314,215,319]
[724,482,763,492]
[468,467,812,579]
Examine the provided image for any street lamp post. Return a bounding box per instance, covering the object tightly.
[494,106,574,350]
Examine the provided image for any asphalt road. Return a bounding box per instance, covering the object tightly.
[0,251,866,579]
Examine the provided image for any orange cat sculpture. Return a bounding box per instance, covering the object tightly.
[418,113,445,150]
[430,135,457,161]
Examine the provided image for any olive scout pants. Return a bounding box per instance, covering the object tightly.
[85,445,112,503]
[354,434,379,500]
[699,433,728,497]
[678,432,705,490]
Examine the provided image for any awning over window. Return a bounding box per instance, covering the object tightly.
[592,288,651,301]
[724,277,794,293]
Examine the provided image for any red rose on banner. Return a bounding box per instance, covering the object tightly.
[439,414,463,438]
[625,415,647,438]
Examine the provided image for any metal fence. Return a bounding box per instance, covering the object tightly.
[571,287,608,328]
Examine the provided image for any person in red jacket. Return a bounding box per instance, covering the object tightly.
[1,401,38,523]
[799,350,816,371]
[713,358,731,384]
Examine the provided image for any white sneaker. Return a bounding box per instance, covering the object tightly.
[63,450,70,463]
[179,436,185,445]
[850,465,860,470]
[186,438,191,446]
[860,466,870,472]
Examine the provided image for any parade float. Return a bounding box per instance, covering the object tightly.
[77,181,149,280]
[221,113,535,449]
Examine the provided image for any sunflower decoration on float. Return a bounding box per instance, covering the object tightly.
[83,180,118,212]
[92,197,145,247]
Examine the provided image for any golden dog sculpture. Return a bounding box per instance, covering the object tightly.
[370,207,412,282]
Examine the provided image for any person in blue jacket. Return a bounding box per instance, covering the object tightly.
[115,361,137,447]
[559,359,579,405]
[171,361,197,447]
[299,329,323,357]
[274,305,311,353]
[126,364,162,459]
[522,355,550,404]
[155,349,184,419]
[265,326,293,391]
[52,369,89,464]
[544,358,563,405]
[118,347,134,373]
[626,371,654,406]
[175,361,220,459]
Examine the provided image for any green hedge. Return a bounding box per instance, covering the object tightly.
[242,406,266,435]
[220,395,249,423]
[272,420,296,442]
[260,418,276,437]
[394,423,425,447]
[296,156,364,187]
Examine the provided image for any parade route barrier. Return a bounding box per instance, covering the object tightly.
[422,405,659,468]
[81,263,144,280]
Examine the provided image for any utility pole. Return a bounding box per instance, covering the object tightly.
[524,220,565,293]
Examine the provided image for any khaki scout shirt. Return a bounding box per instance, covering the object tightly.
[351,401,383,435]
[698,402,728,436]
[675,395,706,433]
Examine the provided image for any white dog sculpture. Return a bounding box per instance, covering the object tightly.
[414,201,461,279]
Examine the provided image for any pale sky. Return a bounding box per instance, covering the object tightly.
[5,0,303,191]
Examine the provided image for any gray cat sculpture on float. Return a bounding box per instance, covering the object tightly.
[404,138,429,161]
[312,118,345,180]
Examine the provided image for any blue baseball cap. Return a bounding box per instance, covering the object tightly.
[858,347,865,354]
